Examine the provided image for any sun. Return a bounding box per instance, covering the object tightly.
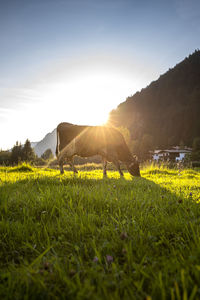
[6,66,137,149]
[58,73,116,126]
[39,71,129,127]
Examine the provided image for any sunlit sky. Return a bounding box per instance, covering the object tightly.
[0,0,200,149]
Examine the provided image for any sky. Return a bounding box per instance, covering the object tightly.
[0,0,200,150]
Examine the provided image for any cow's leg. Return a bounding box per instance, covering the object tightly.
[110,158,123,177]
[104,152,124,177]
[100,149,124,178]
[59,159,64,174]
[102,157,107,177]
[67,157,78,174]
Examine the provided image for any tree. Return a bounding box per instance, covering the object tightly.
[191,137,200,161]
[11,141,23,164]
[140,134,154,160]
[0,151,11,165]
[192,137,200,151]
[41,148,54,160]
[131,139,140,157]
[22,139,36,162]
[10,139,36,165]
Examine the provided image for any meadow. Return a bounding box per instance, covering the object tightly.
[0,164,200,300]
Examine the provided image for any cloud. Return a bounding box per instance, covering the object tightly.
[0,87,42,110]
[0,107,15,119]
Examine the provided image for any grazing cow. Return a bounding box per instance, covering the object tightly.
[56,122,140,177]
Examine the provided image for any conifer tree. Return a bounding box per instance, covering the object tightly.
[41,148,54,160]
[22,139,35,162]
[11,141,23,164]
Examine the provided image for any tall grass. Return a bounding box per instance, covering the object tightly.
[0,164,200,299]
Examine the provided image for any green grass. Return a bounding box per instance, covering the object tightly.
[0,164,200,299]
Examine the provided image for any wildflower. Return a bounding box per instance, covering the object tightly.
[122,248,127,255]
[43,262,50,271]
[69,269,76,277]
[39,262,52,274]
[106,255,113,263]
[189,192,192,196]
[93,256,98,263]
[120,232,128,240]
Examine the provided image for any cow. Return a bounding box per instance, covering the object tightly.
[56,122,140,177]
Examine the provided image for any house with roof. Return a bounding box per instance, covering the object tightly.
[151,147,192,162]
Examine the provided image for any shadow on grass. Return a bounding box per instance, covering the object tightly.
[1,170,200,300]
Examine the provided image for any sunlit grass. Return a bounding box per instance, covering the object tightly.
[0,164,200,299]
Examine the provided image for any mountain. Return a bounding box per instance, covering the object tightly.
[33,51,200,159]
[109,50,200,153]
[31,142,38,149]
[33,129,57,157]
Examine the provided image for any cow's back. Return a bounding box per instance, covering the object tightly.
[74,126,133,161]
[56,122,88,155]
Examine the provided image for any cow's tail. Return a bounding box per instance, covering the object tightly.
[56,127,60,157]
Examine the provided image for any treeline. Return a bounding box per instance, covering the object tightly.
[190,137,200,163]
[109,50,200,156]
[0,139,54,166]
[1,135,200,166]
[118,127,200,162]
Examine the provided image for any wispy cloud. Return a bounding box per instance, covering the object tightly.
[0,87,42,109]
[0,107,15,118]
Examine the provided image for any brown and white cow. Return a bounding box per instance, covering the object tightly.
[56,122,140,177]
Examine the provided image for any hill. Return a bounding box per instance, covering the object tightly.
[33,128,57,157]
[109,50,200,154]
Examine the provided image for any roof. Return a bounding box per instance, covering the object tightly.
[151,149,192,155]
[164,149,191,153]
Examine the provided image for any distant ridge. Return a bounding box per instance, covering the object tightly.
[33,128,57,157]
[32,122,73,157]
[109,50,200,149]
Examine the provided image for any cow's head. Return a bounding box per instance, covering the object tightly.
[127,157,141,177]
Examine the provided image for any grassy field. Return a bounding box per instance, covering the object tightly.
[1,164,200,300]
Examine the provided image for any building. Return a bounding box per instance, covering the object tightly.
[151,147,192,162]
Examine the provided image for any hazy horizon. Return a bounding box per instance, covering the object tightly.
[1,0,200,150]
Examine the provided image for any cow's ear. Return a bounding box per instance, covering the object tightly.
[134,155,138,162]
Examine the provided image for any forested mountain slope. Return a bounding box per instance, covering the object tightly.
[109,50,200,151]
